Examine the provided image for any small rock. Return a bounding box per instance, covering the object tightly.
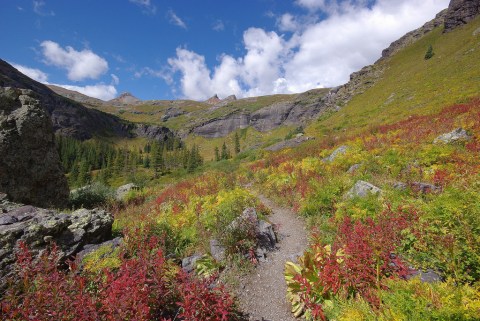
[346,180,382,198]
[393,182,408,190]
[408,268,443,283]
[347,163,361,173]
[412,182,441,194]
[323,145,348,163]
[474,27,480,36]
[210,239,226,262]
[182,254,202,273]
[433,128,471,144]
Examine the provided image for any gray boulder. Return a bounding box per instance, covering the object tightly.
[0,87,69,208]
[412,182,441,194]
[0,198,113,288]
[347,163,361,173]
[182,254,202,273]
[347,180,382,198]
[433,128,471,144]
[115,183,139,201]
[210,239,226,262]
[323,145,348,163]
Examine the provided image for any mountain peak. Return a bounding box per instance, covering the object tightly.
[109,92,141,105]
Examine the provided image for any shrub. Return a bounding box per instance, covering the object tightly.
[69,182,114,209]
[285,206,417,320]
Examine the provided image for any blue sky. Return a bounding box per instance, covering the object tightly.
[0,0,448,101]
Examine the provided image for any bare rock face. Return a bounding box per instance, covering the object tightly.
[0,87,69,208]
[134,123,175,141]
[444,0,480,32]
[0,196,113,289]
[108,92,142,106]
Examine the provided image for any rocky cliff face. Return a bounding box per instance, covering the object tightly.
[0,60,129,140]
[133,123,176,141]
[191,89,329,138]
[0,87,69,208]
[0,194,113,289]
[444,0,480,32]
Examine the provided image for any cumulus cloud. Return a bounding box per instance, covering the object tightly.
[40,40,109,81]
[129,0,157,14]
[167,28,286,100]
[168,10,187,29]
[11,63,49,83]
[53,83,117,101]
[167,0,448,99]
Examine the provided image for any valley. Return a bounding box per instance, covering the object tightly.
[1,0,480,320]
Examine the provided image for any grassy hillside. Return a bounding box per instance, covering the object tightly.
[309,16,480,137]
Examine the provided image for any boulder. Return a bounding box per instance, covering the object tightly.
[0,87,69,208]
[265,136,315,152]
[115,183,139,201]
[181,254,202,273]
[323,145,348,163]
[408,268,443,283]
[347,180,382,198]
[0,198,113,289]
[210,239,226,262]
[444,0,480,32]
[433,128,472,144]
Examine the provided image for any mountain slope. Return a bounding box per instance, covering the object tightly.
[0,60,129,140]
[309,13,480,137]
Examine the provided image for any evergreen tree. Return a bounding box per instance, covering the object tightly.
[424,44,434,60]
[214,146,220,161]
[234,132,241,155]
[221,142,231,160]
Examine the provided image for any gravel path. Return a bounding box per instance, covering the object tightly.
[237,194,308,321]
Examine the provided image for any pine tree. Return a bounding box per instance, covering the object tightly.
[424,44,434,60]
[234,132,241,155]
[214,146,220,161]
[221,142,230,160]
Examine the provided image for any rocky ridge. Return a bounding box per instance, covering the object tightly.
[108,92,142,107]
[0,87,69,208]
[444,0,480,32]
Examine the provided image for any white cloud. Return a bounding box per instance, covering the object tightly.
[111,74,120,85]
[53,83,117,101]
[168,28,287,100]
[33,0,55,16]
[278,13,299,32]
[11,63,49,83]
[40,40,109,81]
[213,20,225,31]
[168,10,187,29]
[129,0,156,14]
[167,0,449,99]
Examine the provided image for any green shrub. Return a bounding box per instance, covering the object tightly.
[69,182,114,209]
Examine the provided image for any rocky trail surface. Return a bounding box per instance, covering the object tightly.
[238,193,308,321]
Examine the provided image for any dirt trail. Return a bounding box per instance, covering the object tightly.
[238,194,308,321]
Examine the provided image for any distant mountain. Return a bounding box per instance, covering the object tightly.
[48,84,105,106]
[108,92,142,107]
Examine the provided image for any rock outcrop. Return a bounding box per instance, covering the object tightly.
[0,195,113,289]
[0,87,69,208]
[444,0,480,32]
[265,136,315,152]
[133,123,176,141]
[323,145,349,163]
[192,89,329,138]
[433,128,472,144]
